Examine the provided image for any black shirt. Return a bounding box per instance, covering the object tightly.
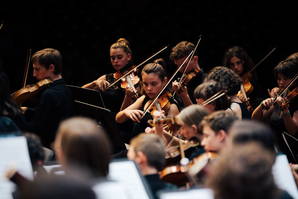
[17,78,74,147]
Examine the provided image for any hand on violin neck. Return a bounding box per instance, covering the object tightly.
[269,87,280,98]
[172,80,187,96]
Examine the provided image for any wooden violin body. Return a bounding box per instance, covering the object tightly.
[11,79,52,105]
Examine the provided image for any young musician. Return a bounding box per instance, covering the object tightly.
[252,58,298,162]
[115,61,179,141]
[127,133,177,199]
[170,41,205,107]
[82,38,138,112]
[205,66,251,119]
[16,48,74,148]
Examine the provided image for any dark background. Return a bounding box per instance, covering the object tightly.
[1,1,297,93]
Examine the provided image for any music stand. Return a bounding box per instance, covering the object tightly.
[72,100,126,154]
[66,85,106,108]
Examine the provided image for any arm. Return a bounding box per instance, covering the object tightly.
[81,75,108,91]
[282,109,298,135]
[120,87,138,111]
[251,98,275,120]
[115,95,145,123]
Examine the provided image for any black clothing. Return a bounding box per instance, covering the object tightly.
[232,101,251,119]
[267,99,298,163]
[174,70,205,109]
[144,174,177,199]
[16,79,74,147]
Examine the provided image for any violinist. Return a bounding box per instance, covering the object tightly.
[251,58,298,162]
[190,110,238,184]
[170,41,205,108]
[115,60,179,142]
[194,80,231,113]
[223,46,266,110]
[205,66,251,119]
[82,38,139,113]
[15,48,74,148]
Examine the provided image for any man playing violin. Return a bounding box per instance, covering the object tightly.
[16,48,74,148]
[170,41,205,108]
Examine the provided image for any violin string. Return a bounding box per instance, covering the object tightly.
[108,46,168,89]
[142,50,194,118]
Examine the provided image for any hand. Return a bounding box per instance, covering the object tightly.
[289,163,298,186]
[172,80,188,96]
[124,109,144,123]
[269,87,280,98]
[94,79,110,91]
[261,98,274,109]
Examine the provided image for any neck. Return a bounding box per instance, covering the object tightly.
[50,74,62,81]
[141,165,158,175]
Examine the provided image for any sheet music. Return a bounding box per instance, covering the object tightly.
[273,154,298,199]
[0,136,33,199]
[159,188,214,199]
[108,159,152,199]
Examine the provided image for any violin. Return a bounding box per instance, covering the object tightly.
[241,72,254,95]
[112,70,140,97]
[145,92,173,116]
[11,79,52,105]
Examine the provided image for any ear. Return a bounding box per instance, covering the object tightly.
[127,53,132,61]
[193,55,198,63]
[217,129,227,143]
[135,151,148,166]
[48,64,55,73]
[191,124,198,133]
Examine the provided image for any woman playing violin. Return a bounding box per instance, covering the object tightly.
[170,41,205,108]
[223,46,266,109]
[252,58,298,162]
[194,80,231,113]
[115,60,179,141]
[82,38,139,112]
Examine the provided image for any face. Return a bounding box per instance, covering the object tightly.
[33,63,53,81]
[142,72,165,99]
[229,56,244,76]
[276,73,291,89]
[110,48,131,71]
[174,56,197,73]
[176,117,197,140]
[201,124,224,152]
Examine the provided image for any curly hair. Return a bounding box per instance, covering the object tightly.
[194,80,231,111]
[205,66,242,96]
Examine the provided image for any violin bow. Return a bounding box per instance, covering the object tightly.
[202,90,226,106]
[142,50,194,118]
[23,49,32,88]
[248,47,276,74]
[277,73,298,99]
[107,46,168,89]
[173,35,202,97]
